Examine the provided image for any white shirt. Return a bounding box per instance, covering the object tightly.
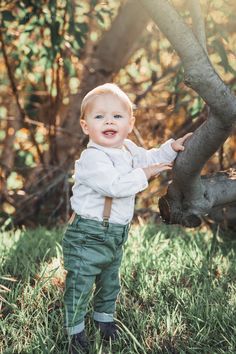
[71,139,177,225]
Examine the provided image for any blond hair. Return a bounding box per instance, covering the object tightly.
[80,83,133,120]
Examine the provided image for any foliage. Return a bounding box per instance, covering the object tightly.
[0,0,236,226]
[0,223,236,353]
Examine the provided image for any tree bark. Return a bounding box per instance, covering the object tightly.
[139,0,236,227]
[188,0,207,53]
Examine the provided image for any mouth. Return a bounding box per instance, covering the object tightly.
[102,130,117,136]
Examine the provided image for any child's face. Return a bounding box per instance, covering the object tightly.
[80,93,135,148]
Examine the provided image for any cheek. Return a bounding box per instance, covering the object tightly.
[89,126,100,137]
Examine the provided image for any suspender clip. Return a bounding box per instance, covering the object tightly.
[102,217,109,227]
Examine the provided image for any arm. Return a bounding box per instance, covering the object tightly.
[141,133,193,179]
[145,139,178,165]
[125,133,192,166]
[125,138,177,166]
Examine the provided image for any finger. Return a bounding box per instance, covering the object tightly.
[177,134,192,145]
[163,162,173,166]
[159,164,173,168]
[174,143,184,151]
[154,163,172,168]
[158,162,172,166]
[182,132,193,141]
[156,166,172,173]
[159,165,172,170]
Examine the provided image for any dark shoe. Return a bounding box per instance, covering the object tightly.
[94,320,120,341]
[69,330,89,354]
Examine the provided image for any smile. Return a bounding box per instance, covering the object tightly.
[102,130,117,136]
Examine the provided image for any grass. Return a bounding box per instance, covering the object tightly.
[0,223,236,354]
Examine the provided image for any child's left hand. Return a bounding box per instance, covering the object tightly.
[171,132,193,152]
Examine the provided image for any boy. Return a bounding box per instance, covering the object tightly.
[63,83,192,353]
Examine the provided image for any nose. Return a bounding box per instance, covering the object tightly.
[105,116,114,124]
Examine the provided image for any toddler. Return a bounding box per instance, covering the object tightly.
[62,83,191,353]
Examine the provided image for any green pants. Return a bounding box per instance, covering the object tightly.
[62,214,129,335]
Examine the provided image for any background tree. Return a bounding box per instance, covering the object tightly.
[138,0,236,229]
[0,0,235,229]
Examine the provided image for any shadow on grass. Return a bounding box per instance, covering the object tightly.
[0,226,69,353]
[125,223,236,353]
[1,222,235,353]
[1,227,64,280]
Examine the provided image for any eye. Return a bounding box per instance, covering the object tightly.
[95,114,103,119]
[114,114,122,119]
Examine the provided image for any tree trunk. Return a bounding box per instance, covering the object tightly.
[139,0,236,227]
[56,0,149,162]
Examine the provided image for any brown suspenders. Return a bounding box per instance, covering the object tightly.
[68,196,112,226]
[102,196,113,226]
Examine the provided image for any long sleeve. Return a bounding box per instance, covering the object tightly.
[124,138,177,167]
[76,149,148,198]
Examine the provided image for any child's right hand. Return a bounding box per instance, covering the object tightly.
[142,163,173,180]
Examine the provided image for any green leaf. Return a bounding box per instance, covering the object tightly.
[0,106,7,119]
[77,23,89,34]
[63,58,76,76]
[74,30,85,49]
[24,24,35,32]
[0,130,6,140]
[43,46,54,64]
[19,57,30,70]
[19,32,29,45]
[190,97,203,117]
[2,11,15,22]
[26,48,33,59]
[7,172,23,190]
[19,12,32,25]
[50,20,61,47]
[95,11,105,24]
[100,8,113,15]
[39,55,48,68]
[90,0,98,6]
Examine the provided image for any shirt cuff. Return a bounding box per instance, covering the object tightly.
[161,138,178,160]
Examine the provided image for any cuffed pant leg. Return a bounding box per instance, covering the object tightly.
[64,269,96,334]
[93,247,123,317]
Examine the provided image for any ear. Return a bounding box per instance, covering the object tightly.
[128,116,135,133]
[80,119,89,135]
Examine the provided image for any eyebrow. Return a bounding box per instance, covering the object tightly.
[92,110,125,115]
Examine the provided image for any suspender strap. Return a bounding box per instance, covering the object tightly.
[68,197,113,226]
[102,196,113,226]
[68,211,76,225]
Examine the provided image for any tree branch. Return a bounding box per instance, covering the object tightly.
[188,0,207,52]
[139,0,236,227]
[0,28,45,165]
[204,170,236,207]
[138,0,236,122]
[173,111,230,182]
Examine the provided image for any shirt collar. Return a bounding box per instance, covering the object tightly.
[87,140,127,154]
